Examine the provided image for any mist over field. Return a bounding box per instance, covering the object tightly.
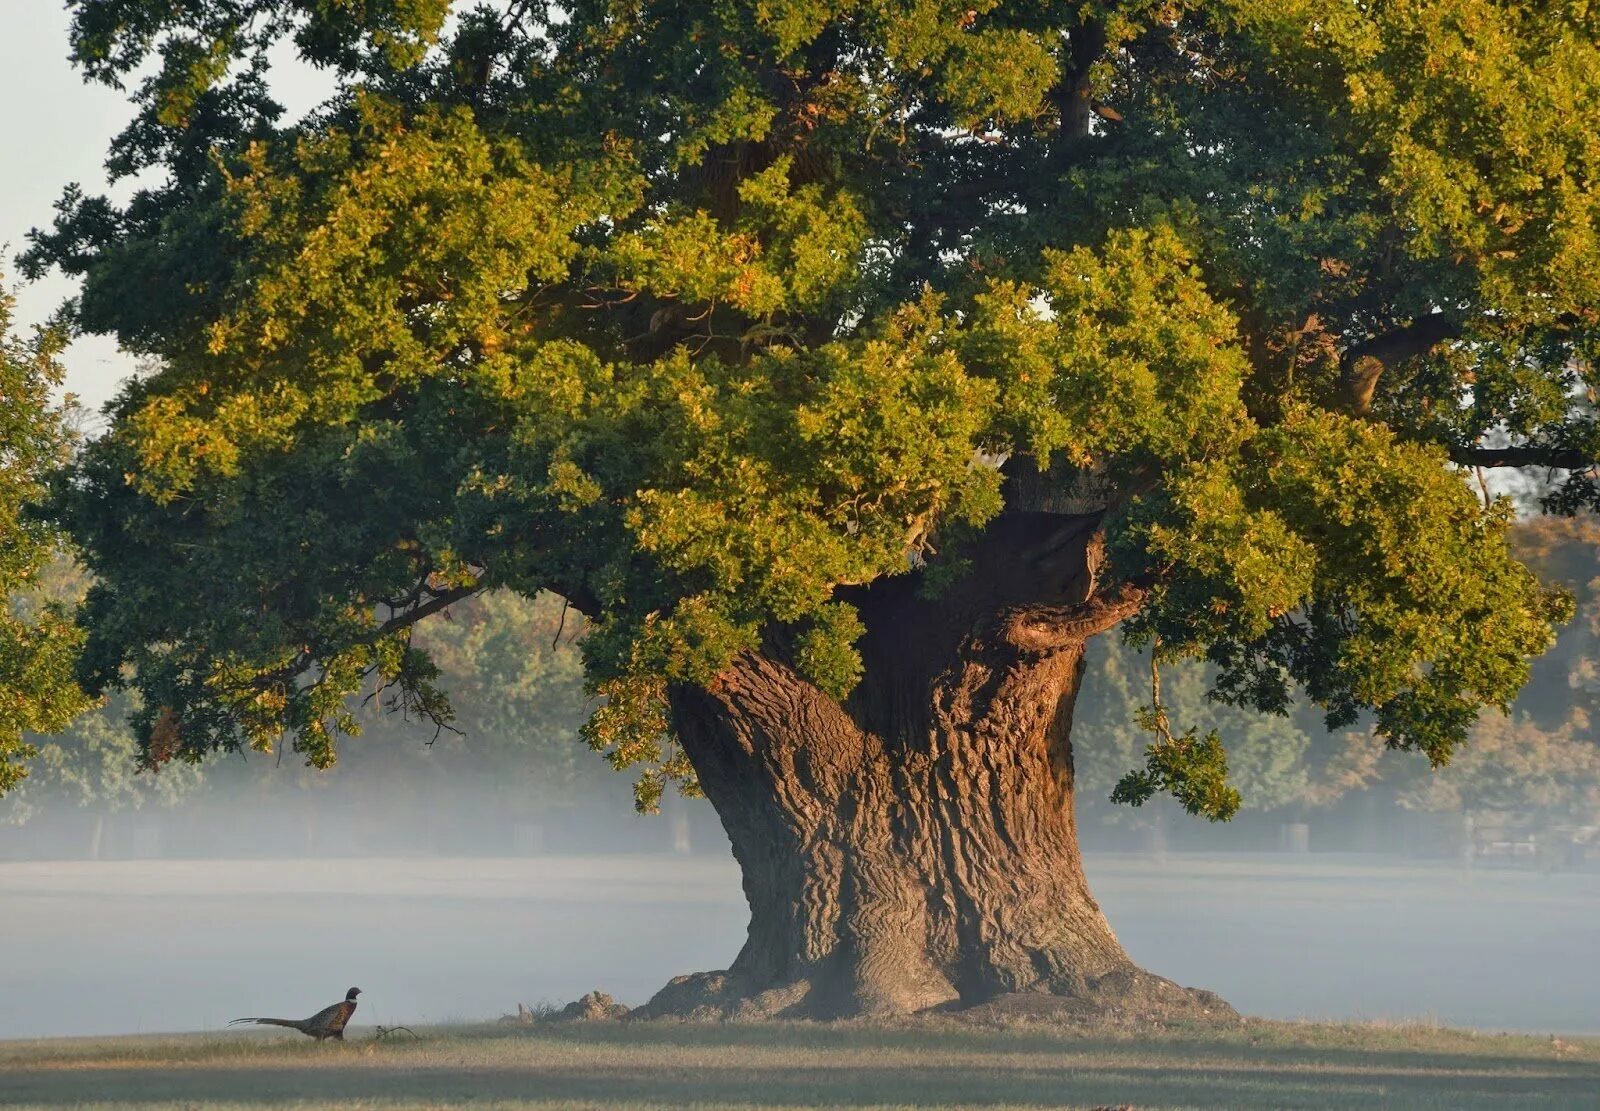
[4,784,1599,1042]
[6,578,1600,1043]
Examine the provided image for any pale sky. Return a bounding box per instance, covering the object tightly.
[2,3,140,412]
[1,2,333,414]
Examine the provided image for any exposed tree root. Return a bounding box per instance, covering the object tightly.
[634,967,1237,1026]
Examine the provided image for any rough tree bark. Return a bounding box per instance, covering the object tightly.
[639,510,1235,1022]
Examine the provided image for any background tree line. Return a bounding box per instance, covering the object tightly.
[8,515,1598,862]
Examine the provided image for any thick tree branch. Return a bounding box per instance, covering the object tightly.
[1449,444,1597,470]
[1341,315,1462,414]
[247,585,481,695]
[1054,20,1107,156]
[1001,581,1148,656]
[374,585,479,637]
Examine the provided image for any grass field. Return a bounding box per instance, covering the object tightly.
[2,1019,1597,1110]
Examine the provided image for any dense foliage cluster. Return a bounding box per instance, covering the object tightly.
[0,289,87,793]
[1079,517,1600,835]
[13,0,1599,811]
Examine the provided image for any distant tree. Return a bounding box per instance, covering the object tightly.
[1075,519,1600,838]
[298,590,600,822]
[402,591,590,797]
[1512,517,1600,724]
[1,692,206,850]
[22,0,1598,1019]
[1396,711,1600,843]
[1391,520,1600,850]
[2,555,202,838]
[0,285,87,793]
[2,582,595,837]
[1075,641,1313,827]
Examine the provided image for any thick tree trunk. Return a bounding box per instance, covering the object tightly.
[640,513,1233,1022]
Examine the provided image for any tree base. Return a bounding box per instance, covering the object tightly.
[949,971,1238,1027]
[634,968,1237,1026]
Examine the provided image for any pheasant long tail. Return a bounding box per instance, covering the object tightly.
[228,1017,307,1031]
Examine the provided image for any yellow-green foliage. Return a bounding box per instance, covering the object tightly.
[0,287,88,792]
[18,0,1598,813]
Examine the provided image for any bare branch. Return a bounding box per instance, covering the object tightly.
[553,597,570,650]
[424,718,465,747]
[1449,444,1596,470]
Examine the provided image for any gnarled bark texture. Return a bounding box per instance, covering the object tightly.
[640,512,1233,1022]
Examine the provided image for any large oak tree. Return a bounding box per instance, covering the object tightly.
[19,0,1600,1018]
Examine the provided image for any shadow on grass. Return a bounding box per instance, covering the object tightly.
[3,1024,1599,1110]
[524,1018,1587,1062]
[516,1018,1598,1073]
[2,1059,1598,1109]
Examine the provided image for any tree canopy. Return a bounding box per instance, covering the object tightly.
[18,0,1597,813]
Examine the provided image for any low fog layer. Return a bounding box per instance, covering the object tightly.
[2,795,1597,1041]
[4,576,1600,1041]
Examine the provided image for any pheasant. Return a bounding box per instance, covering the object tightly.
[229,987,361,1041]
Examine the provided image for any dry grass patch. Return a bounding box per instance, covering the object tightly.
[0,1018,1596,1109]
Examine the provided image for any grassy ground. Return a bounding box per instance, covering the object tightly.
[1,1019,1597,1110]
